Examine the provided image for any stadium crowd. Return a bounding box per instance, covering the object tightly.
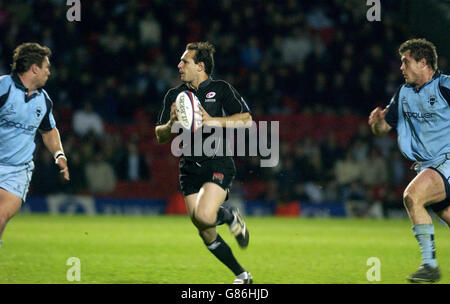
[0,0,448,216]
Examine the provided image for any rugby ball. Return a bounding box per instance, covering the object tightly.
[175,90,203,132]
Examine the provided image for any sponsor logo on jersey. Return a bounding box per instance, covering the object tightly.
[206,92,216,98]
[428,95,437,106]
[36,107,42,118]
[205,98,216,102]
[212,172,224,184]
[0,118,37,132]
[403,111,434,119]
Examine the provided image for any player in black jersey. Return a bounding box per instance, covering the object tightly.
[155,42,253,284]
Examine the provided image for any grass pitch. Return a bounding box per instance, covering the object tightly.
[0,214,449,284]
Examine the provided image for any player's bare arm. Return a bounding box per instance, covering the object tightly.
[155,102,178,144]
[368,107,392,136]
[40,127,70,180]
[199,105,252,128]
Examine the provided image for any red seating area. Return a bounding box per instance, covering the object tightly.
[60,109,368,200]
[255,113,365,147]
[108,112,368,199]
[242,180,269,200]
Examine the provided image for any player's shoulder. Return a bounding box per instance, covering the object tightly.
[0,74,11,82]
[391,83,408,98]
[169,82,187,91]
[213,79,233,89]
[40,88,54,104]
[164,83,188,99]
[0,74,13,89]
[398,81,417,96]
[211,79,240,95]
[438,72,450,87]
[41,88,51,99]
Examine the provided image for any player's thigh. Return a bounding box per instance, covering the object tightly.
[196,182,227,220]
[404,168,446,205]
[0,188,22,221]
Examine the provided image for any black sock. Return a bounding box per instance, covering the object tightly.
[206,234,245,275]
[215,206,235,226]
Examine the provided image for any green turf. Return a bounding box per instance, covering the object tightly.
[0,214,448,284]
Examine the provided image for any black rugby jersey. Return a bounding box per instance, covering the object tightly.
[156,77,251,162]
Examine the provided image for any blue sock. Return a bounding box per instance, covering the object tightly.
[413,224,437,268]
[0,240,2,248]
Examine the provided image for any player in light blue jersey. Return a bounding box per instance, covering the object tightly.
[369,39,449,283]
[0,43,70,249]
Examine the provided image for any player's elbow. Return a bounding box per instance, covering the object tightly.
[154,127,166,144]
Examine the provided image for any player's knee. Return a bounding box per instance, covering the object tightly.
[403,192,419,210]
[0,214,8,227]
[193,210,216,227]
[189,215,204,230]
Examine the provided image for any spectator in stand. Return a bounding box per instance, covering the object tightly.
[139,11,161,48]
[117,140,150,181]
[291,182,310,202]
[320,133,343,180]
[240,36,263,69]
[334,151,361,187]
[281,26,313,65]
[387,149,406,186]
[84,151,117,194]
[361,149,389,187]
[72,102,104,138]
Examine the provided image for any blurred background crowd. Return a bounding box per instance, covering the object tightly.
[0,0,448,217]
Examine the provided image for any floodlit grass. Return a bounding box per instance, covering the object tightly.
[0,214,449,284]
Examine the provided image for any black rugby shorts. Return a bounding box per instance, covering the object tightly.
[179,157,236,197]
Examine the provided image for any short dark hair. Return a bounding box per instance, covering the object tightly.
[398,38,438,70]
[186,41,215,75]
[11,42,51,73]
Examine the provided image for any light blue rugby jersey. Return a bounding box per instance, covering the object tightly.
[385,71,450,162]
[0,74,56,166]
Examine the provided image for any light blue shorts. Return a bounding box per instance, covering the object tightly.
[415,153,450,212]
[0,161,34,202]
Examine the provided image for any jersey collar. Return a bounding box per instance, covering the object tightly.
[11,73,43,94]
[198,76,212,89]
[406,70,441,93]
[11,73,28,92]
[185,77,212,91]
